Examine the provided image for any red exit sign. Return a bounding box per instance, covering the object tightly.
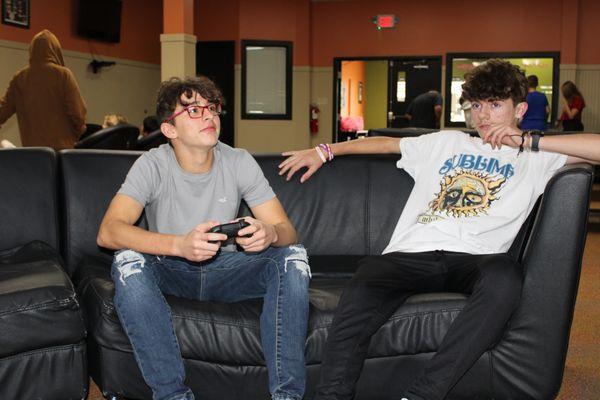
[373,14,397,29]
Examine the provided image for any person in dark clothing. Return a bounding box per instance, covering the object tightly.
[404,90,443,129]
[521,75,549,131]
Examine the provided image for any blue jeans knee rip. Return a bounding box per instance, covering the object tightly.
[114,249,146,285]
[284,245,311,278]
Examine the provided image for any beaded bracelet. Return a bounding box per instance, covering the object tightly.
[314,146,327,163]
[318,143,334,161]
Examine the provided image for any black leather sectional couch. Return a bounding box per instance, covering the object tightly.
[0,146,593,400]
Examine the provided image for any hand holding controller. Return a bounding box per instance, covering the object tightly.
[208,219,251,241]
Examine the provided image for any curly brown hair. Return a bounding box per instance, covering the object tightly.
[156,76,224,123]
[461,59,528,105]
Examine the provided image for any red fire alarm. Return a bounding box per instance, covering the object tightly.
[372,14,398,30]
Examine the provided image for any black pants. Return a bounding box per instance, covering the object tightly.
[314,251,523,400]
[562,119,584,131]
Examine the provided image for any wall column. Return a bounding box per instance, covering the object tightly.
[559,0,579,84]
[161,0,196,80]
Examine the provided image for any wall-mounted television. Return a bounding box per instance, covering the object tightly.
[444,52,560,128]
[77,0,122,43]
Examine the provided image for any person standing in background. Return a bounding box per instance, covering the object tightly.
[521,75,549,131]
[403,90,443,129]
[0,30,87,150]
[560,81,585,132]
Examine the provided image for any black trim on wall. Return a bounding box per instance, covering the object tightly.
[241,40,293,120]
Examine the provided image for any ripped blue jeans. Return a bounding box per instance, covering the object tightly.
[111,245,310,400]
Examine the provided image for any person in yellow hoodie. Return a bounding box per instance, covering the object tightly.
[0,29,87,150]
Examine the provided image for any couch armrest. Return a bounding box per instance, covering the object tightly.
[492,163,593,398]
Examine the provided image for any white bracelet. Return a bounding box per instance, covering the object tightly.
[314,146,327,163]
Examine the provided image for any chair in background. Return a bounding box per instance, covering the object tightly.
[75,123,139,150]
[135,129,167,151]
[79,123,103,141]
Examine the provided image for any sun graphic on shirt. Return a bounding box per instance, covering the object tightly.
[429,169,506,217]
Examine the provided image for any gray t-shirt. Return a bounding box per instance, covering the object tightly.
[118,142,275,236]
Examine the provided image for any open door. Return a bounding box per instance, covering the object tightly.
[197,41,235,147]
[388,57,442,128]
[333,56,442,142]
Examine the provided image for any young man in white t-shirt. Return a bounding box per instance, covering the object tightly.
[279,59,600,400]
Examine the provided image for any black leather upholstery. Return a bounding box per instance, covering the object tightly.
[0,147,59,250]
[0,148,87,400]
[74,123,139,150]
[58,149,592,400]
[135,129,168,150]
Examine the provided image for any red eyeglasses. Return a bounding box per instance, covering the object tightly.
[164,103,222,123]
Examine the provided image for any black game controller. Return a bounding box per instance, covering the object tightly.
[209,219,251,240]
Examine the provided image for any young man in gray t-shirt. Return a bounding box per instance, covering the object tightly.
[97,76,310,400]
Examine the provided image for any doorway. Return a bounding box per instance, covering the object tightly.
[332,56,442,142]
[196,41,235,147]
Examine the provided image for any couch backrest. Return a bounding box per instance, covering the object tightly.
[0,148,59,251]
[59,151,415,274]
[59,150,590,284]
[74,124,139,150]
[492,163,593,398]
[249,155,413,254]
[60,150,142,274]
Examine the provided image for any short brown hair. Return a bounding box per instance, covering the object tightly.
[527,75,539,89]
[461,59,528,105]
[156,76,224,123]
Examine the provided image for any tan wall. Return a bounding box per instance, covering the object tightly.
[310,67,334,147]
[235,65,311,153]
[0,39,160,146]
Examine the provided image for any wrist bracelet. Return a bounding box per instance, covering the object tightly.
[319,143,334,161]
[314,146,327,163]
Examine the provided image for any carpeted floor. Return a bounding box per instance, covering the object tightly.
[87,233,600,400]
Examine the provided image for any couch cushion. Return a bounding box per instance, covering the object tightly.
[75,256,465,366]
[0,241,86,358]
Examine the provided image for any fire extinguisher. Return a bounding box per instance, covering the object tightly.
[310,104,320,135]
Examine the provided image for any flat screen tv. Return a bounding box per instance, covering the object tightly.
[77,0,122,43]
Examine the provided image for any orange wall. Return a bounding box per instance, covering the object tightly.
[195,0,310,65]
[340,61,365,117]
[578,0,600,64]
[2,0,599,67]
[0,0,162,64]
[310,0,599,66]
[195,0,239,42]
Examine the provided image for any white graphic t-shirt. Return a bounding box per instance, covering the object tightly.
[383,131,567,255]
